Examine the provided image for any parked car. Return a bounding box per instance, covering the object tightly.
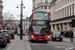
[2,30,10,43]
[0,31,7,47]
[50,31,63,41]
[24,31,28,35]
[9,30,14,39]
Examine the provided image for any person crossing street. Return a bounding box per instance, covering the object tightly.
[69,30,74,42]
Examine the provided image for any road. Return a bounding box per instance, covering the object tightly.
[29,40,75,50]
[0,35,75,50]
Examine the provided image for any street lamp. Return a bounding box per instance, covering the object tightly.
[17,0,25,40]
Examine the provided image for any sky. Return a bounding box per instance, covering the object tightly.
[2,0,32,20]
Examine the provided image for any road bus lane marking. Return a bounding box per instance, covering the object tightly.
[54,45,75,49]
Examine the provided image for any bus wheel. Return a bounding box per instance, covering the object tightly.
[44,41,47,43]
[29,39,30,41]
[30,40,34,43]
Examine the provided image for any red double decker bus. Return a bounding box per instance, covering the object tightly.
[28,11,50,43]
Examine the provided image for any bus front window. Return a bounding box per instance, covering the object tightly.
[32,25,49,35]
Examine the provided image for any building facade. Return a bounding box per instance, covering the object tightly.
[50,0,75,37]
[0,0,3,27]
[22,19,29,31]
[4,19,29,32]
[4,20,20,30]
[32,0,51,13]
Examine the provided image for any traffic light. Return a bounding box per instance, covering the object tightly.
[19,24,21,28]
[15,26,17,28]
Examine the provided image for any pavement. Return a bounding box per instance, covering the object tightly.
[7,35,31,50]
[63,37,75,45]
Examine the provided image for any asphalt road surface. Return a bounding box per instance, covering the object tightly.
[30,41,75,50]
[0,35,75,50]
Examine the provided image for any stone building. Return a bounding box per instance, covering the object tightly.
[3,20,20,30]
[32,0,51,13]
[50,0,75,37]
[3,19,29,31]
[0,0,3,27]
[22,19,29,31]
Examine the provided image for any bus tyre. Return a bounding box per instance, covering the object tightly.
[44,41,47,43]
[30,40,33,43]
[60,39,63,42]
[29,39,30,41]
[52,39,54,41]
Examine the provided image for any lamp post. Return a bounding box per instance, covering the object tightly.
[17,0,25,40]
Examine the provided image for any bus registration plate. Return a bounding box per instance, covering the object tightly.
[38,39,43,41]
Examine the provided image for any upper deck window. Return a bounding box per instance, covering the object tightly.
[33,12,49,20]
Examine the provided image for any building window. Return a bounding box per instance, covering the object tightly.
[60,1,61,7]
[72,4,74,15]
[62,9,63,18]
[68,0,69,3]
[41,6,43,9]
[33,7,35,9]
[58,2,59,8]
[44,6,47,9]
[70,5,71,16]
[63,8,64,17]
[65,8,66,17]
[67,6,69,16]
[49,6,51,9]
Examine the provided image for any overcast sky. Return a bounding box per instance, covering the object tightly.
[2,0,32,20]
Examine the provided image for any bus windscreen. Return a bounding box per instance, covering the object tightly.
[33,25,49,35]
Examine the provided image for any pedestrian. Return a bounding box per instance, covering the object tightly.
[64,31,67,38]
[67,30,70,38]
[66,31,68,38]
[69,30,73,42]
[61,31,62,35]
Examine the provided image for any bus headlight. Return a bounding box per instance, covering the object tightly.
[60,36,62,38]
[31,35,33,38]
[48,36,50,38]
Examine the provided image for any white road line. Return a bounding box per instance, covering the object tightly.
[65,46,75,50]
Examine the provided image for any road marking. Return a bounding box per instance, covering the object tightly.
[65,47,75,50]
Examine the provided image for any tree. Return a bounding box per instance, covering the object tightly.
[2,13,15,30]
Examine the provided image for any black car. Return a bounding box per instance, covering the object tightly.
[9,30,14,39]
[3,30,10,43]
[50,31,63,41]
[0,31,7,47]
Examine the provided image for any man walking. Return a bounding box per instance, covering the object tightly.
[69,30,73,42]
